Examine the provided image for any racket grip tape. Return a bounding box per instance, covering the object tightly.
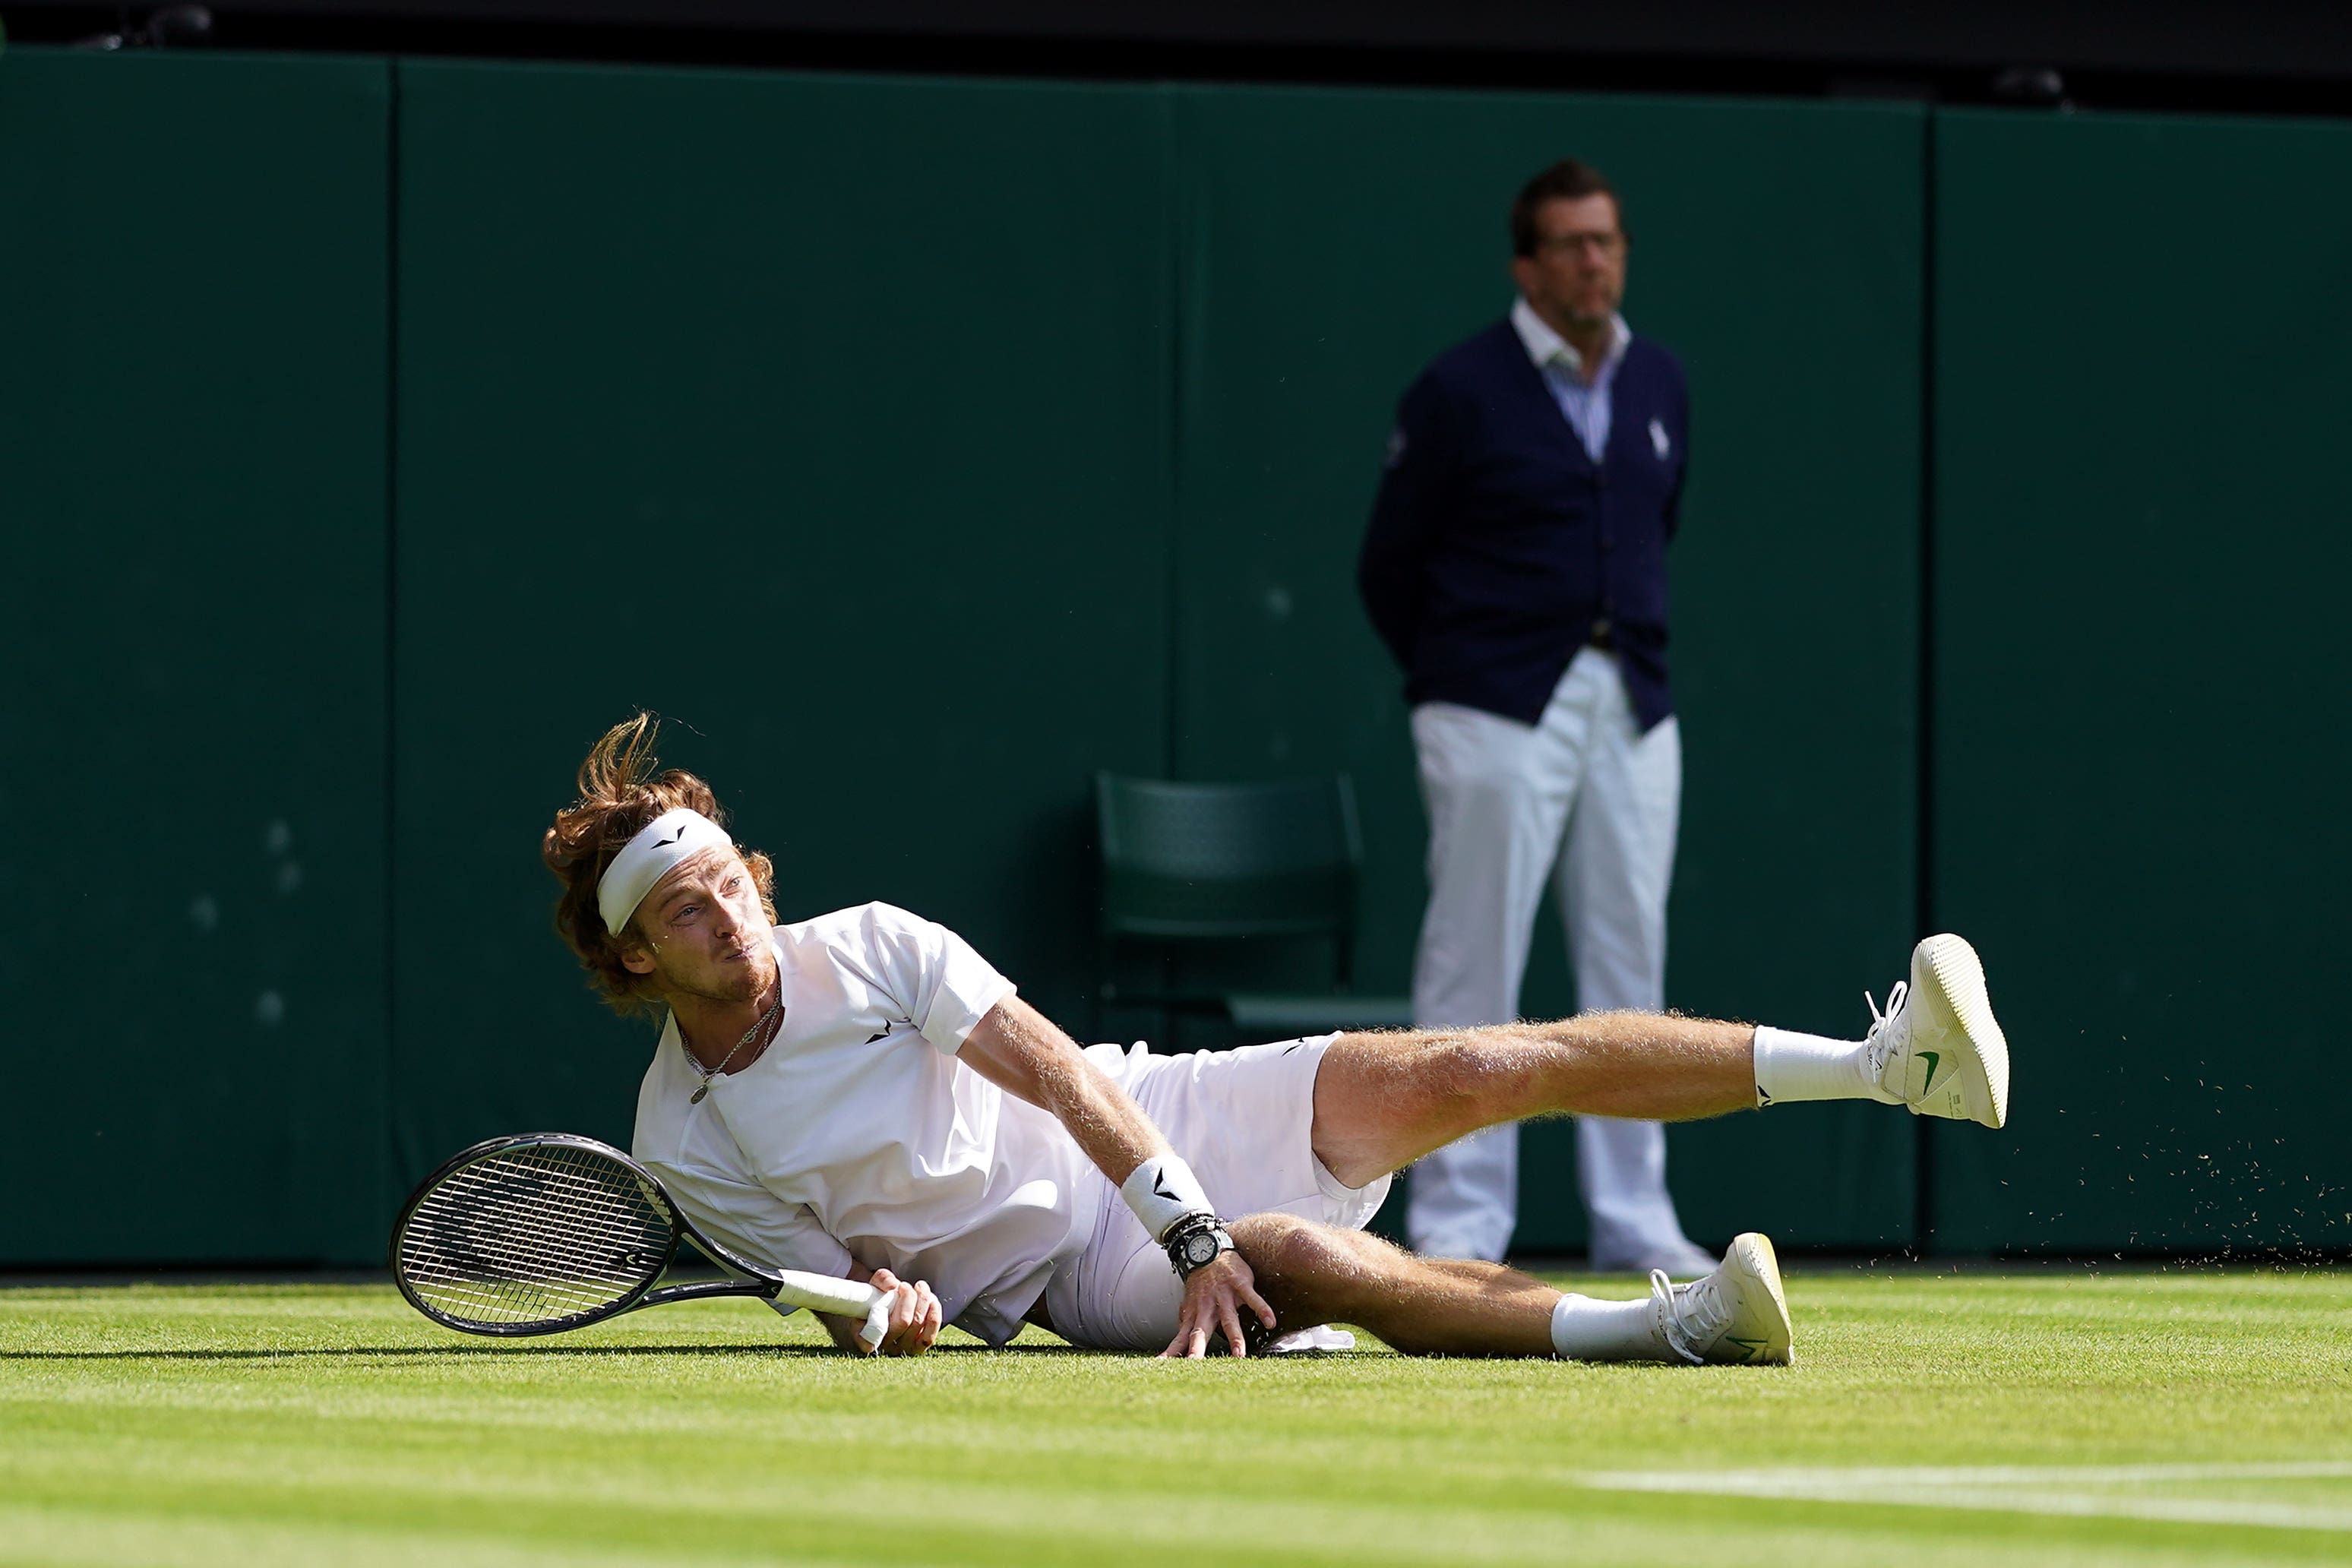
[769,1270,896,1350]
[857,1294,893,1351]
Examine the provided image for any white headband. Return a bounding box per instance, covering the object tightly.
[596,808,735,934]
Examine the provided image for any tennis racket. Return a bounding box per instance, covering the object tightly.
[390,1132,894,1350]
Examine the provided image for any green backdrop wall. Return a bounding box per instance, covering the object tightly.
[2,46,2341,1266]
[0,52,393,1263]
[1928,107,2352,1254]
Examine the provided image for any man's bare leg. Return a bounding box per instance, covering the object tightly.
[1231,1212,1753,1362]
[1310,934,2013,1189]
[1310,1013,1754,1190]
[1233,1213,1559,1356]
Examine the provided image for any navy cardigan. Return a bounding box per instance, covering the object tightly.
[1357,319,1689,732]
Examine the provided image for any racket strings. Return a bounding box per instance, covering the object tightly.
[397,1144,673,1329]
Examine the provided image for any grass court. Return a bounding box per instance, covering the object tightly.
[4,1267,2347,1566]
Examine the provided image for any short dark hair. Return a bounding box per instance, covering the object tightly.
[1510,160,1623,258]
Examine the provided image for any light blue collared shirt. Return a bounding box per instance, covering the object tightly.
[1510,296,1632,463]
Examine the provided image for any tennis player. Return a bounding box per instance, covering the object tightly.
[542,716,2010,1365]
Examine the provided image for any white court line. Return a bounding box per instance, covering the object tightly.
[1581,1463,2352,1534]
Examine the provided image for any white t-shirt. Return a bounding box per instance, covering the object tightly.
[631,901,1110,1348]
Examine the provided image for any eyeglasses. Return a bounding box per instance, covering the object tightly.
[1537,232,1624,258]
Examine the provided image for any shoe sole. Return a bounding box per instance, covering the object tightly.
[1909,934,2011,1130]
[1715,1231,1795,1367]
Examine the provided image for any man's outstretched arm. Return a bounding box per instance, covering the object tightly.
[958,995,1276,1358]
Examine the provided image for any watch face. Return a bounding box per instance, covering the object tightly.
[1184,1232,1219,1267]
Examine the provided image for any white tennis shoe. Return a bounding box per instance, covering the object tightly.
[1863,934,2011,1129]
[1652,1231,1794,1366]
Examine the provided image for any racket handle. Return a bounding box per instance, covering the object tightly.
[769,1269,896,1351]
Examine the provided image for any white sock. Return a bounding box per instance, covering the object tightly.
[1751,1025,1888,1107]
[1549,1291,1670,1362]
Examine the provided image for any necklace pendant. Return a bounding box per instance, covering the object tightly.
[689,1083,710,1105]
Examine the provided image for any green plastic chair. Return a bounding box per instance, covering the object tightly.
[1093,772,1415,1037]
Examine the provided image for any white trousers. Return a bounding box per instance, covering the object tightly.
[1403,647,1696,1266]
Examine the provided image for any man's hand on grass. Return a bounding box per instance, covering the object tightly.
[860,1268,942,1357]
[1162,1250,1276,1359]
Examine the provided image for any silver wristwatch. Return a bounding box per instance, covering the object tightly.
[1164,1213,1234,1279]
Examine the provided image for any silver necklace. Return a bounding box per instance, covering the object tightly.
[687,992,783,1105]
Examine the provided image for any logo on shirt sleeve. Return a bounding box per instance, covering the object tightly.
[864,1017,909,1045]
[1649,417,1671,461]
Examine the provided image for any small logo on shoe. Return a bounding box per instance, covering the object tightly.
[1914,1051,1942,1095]
[1723,1335,1767,1362]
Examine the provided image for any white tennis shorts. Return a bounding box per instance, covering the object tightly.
[1039,1034,1392,1351]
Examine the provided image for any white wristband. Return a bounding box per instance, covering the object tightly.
[1121,1155,1214,1242]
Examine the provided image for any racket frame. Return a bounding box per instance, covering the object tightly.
[390,1132,890,1347]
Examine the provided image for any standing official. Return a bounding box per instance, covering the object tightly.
[1358,159,1712,1274]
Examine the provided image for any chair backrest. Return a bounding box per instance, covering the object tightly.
[1094,773,1364,941]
